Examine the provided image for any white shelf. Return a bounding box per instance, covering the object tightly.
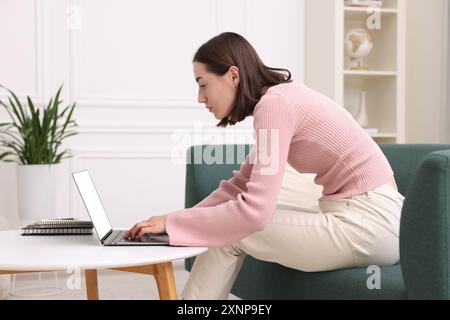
[370,133,397,139]
[344,70,397,77]
[361,128,397,139]
[344,6,398,20]
[344,6,398,13]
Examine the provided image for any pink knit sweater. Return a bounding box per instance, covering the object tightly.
[165,82,394,247]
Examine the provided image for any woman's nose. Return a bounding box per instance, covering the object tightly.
[198,94,207,104]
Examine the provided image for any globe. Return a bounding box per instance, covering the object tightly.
[344,28,374,70]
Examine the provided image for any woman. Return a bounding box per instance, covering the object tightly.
[124,32,405,299]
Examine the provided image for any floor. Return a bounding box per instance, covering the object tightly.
[1,260,241,300]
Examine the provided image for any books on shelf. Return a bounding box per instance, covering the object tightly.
[345,0,383,7]
[21,218,94,236]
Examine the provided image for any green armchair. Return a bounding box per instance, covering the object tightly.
[184,144,450,300]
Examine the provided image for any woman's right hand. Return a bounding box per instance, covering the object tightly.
[124,215,167,240]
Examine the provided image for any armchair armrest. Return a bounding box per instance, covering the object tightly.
[400,150,450,300]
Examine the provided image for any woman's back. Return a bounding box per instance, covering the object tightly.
[257,82,394,201]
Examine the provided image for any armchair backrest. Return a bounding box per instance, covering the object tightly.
[378,144,450,195]
[185,144,450,205]
[185,144,252,209]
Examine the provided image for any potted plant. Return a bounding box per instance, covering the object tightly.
[0,84,78,221]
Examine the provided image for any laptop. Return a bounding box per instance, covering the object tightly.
[72,170,170,246]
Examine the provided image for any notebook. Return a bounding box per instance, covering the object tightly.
[21,218,94,236]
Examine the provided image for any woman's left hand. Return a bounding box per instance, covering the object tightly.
[124,215,167,240]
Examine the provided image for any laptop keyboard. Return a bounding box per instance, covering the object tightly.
[108,230,140,244]
[106,230,169,244]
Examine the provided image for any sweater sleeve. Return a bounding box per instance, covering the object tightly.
[192,149,254,208]
[165,94,295,247]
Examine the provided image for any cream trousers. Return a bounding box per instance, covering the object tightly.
[181,165,405,300]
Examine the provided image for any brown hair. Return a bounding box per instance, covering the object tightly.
[193,32,292,127]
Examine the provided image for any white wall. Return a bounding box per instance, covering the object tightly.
[0,0,305,228]
[446,0,450,143]
[405,0,449,143]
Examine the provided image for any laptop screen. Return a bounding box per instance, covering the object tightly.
[72,170,113,241]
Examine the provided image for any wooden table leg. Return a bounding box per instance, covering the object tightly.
[85,269,99,300]
[153,262,177,300]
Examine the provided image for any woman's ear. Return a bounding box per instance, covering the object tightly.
[229,66,240,87]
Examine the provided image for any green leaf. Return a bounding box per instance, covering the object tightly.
[0,85,27,124]
[0,99,21,128]
[0,151,13,161]
[0,130,24,148]
[1,141,22,157]
[59,102,76,136]
[3,158,22,164]
[27,96,41,135]
[50,85,63,140]
[0,84,78,164]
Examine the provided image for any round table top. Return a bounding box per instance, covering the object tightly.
[0,230,207,271]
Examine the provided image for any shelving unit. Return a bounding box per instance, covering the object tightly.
[305,0,406,143]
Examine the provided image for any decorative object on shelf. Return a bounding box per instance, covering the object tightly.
[353,91,379,137]
[0,84,78,221]
[344,28,374,70]
[345,0,383,7]
[355,90,369,128]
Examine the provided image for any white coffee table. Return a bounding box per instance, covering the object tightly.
[0,230,207,300]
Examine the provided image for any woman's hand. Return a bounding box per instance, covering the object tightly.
[124,215,167,240]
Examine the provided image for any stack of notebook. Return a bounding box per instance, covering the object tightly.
[21,218,94,236]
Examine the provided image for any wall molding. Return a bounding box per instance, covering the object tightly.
[0,0,44,101]
[67,0,207,109]
[75,98,200,109]
[68,0,79,104]
[0,96,45,106]
[68,147,181,218]
[76,121,254,135]
[70,147,177,159]
[35,0,45,100]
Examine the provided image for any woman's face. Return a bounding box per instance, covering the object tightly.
[193,62,240,120]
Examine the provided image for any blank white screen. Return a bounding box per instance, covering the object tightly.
[72,170,112,240]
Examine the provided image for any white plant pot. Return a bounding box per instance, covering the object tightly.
[17,164,59,221]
